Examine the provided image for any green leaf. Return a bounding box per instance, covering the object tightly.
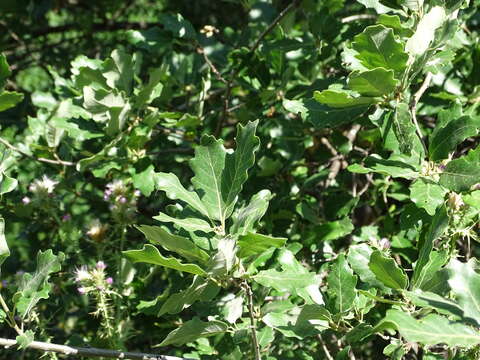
[231,189,272,235]
[406,6,446,57]
[326,254,357,313]
[277,250,324,305]
[447,259,480,326]
[16,330,34,350]
[347,244,386,289]
[392,102,418,155]
[283,98,368,129]
[154,213,214,234]
[135,67,164,108]
[190,135,227,222]
[294,304,331,336]
[158,318,227,347]
[351,25,408,73]
[154,172,210,218]
[348,68,397,96]
[160,13,197,40]
[102,49,134,94]
[14,250,64,318]
[314,217,354,242]
[0,218,9,268]
[356,0,398,14]
[403,290,464,319]
[313,89,376,108]
[237,232,286,258]
[253,269,317,293]
[348,154,419,179]
[0,172,17,195]
[222,121,260,218]
[439,146,480,192]
[82,87,130,136]
[257,326,275,349]
[221,294,244,324]
[0,54,11,87]
[123,244,206,276]
[368,250,408,289]
[136,225,209,264]
[208,237,237,276]
[0,91,24,111]
[409,178,447,216]
[376,309,480,347]
[159,276,219,316]
[413,206,449,288]
[429,115,480,161]
[132,164,156,196]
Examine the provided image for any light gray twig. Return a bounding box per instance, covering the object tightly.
[0,337,192,360]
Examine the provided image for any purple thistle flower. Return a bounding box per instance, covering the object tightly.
[96,261,107,270]
[106,277,113,285]
[22,197,31,205]
[62,213,71,222]
[119,196,127,204]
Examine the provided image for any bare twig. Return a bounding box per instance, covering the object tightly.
[0,338,191,360]
[317,334,334,360]
[357,173,374,197]
[0,137,75,166]
[412,72,433,106]
[250,0,302,53]
[244,281,261,360]
[0,293,23,335]
[214,0,301,137]
[409,72,432,155]
[197,47,227,84]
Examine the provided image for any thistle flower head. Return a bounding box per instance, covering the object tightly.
[29,175,58,194]
[74,266,91,282]
[96,261,107,270]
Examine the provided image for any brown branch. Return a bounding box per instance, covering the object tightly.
[0,337,191,360]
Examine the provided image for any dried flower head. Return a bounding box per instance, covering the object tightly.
[86,220,108,242]
[200,25,219,38]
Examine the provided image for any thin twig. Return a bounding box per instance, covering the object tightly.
[317,334,334,360]
[0,137,75,166]
[409,72,432,156]
[197,47,227,84]
[244,281,261,360]
[250,0,302,53]
[0,293,23,335]
[412,72,433,106]
[0,337,191,360]
[214,0,301,137]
